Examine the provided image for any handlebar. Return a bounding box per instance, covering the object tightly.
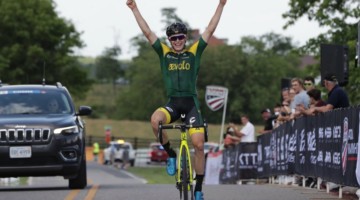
[158,120,208,144]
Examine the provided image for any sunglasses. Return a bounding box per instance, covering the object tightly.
[169,34,186,41]
[304,83,313,86]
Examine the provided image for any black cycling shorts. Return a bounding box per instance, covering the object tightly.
[158,96,204,135]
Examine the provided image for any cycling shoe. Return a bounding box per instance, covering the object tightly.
[166,157,176,176]
[195,191,204,200]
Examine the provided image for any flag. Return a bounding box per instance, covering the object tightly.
[205,86,228,111]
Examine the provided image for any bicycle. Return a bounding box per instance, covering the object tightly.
[158,115,208,200]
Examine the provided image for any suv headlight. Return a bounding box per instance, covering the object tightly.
[54,125,79,134]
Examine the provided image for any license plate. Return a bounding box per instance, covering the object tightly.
[9,146,32,158]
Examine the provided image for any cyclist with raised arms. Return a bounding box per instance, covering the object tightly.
[126,0,227,199]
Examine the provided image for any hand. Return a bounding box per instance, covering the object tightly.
[220,0,227,5]
[308,107,316,114]
[126,0,136,10]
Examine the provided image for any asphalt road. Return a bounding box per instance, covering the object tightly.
[0,161,350,200]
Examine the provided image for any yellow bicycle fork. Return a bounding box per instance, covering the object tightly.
[176,130,193,190]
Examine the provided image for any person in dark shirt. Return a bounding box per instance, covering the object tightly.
[259,108,274,134]
[309,73,350,114]
[307,88,326,107]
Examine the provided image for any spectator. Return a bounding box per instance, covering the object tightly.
[276,101,292,125]
[307,88,326,107]
[299,88,326,116]
[288,88,296,111]
[272,103,282,128]
[303,76,315,92]
[281,87,290,103]
[259,108,273,134]
[223,127,241,148]
[93,142,100,162]
[228,115,255,143]
[288,88,296,106]
[290,77,310,118]
[308,73,350,114]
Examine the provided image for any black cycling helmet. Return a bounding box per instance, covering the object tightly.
[166,22,188,37]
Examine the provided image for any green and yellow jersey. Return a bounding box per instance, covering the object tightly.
[152,37,207,97]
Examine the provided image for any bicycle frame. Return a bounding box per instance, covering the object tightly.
[158,120,207,200]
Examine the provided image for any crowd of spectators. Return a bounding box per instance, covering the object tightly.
[256,73,350,188]
[258,73,350,134]
[219,73,350,189]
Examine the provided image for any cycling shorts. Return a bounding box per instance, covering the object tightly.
[158,96,204,135]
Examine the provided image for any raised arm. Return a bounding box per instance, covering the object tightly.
[202,0,227,43]
[126,0,157,45]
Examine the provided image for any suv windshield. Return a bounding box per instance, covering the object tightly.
[0,89,73,115]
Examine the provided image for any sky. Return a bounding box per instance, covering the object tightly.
[53,0,326,60]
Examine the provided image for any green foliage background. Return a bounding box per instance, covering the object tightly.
[0,0,92,99]
[1,0,359,124]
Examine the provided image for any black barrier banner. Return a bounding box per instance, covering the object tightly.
[257,134,271,178]
[294,116,306,175]
[306,115,317,177]
[316,112,325,178]
[275,125,288,175]
[220,142,258,182]
[219,145,238,184]
[341,107,359,187]
[256,106,359,187]
[287,122,296,175]
[237,142,257,179]
[322,111,342,183]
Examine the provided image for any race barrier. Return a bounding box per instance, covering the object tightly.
[217,143,258,184]
[207,106,360,188]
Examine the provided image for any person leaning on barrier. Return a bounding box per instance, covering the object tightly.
[228,115,255,143]
[308,73,350,114]
[289,77,310,119]
[259,108,276,134]
[276,101,292,124]
[298,88,326,116]
[223,127,241,148]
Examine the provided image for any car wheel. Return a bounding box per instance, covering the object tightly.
[69,157,87,189]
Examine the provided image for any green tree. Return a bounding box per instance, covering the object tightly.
[0,0,92,99]
[282,0,360,104]
[200,33,303,123]
[115,36,165,120]
[95,45,123,85]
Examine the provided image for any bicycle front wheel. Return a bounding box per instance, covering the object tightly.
[181,147,193,200]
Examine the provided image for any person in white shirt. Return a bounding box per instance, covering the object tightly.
[229,115,255,143]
